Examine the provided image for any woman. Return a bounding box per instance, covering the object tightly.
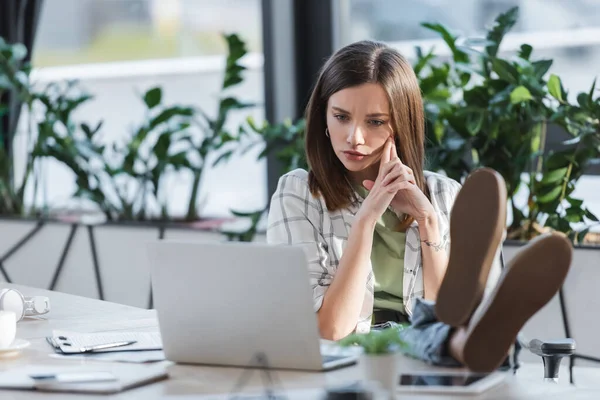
[266,40,571,371]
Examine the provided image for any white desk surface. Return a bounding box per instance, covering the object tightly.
[1,283,599,399]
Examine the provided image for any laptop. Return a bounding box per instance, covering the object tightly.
[147,240,357,371]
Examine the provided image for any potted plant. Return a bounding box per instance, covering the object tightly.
[417,6,599,244]
[339,327,407,399]
[416,6,600,367]
[0,34,257,308]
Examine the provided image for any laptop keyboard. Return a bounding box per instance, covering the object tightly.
[322,354,347,364]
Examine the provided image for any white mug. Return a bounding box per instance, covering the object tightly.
[0,310,16,349]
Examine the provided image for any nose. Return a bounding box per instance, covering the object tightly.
[346,124,365,146]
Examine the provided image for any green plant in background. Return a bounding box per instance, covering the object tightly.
[338,326,408,355]
[417,6,600,243]
[1,33,252,222]
[244,117,307,173]
[34,81,197,221]
[182,33,254,221]
[538,76,600,243]
[221,116,306,241]
[0,38,43,216]
[32,81,108,217]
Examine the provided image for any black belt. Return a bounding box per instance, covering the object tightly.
[372,309,409,326]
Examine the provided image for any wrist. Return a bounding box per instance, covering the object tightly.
[355,210,377,231]
[416,211,438,230]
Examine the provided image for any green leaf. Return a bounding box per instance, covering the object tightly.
[585,208,599,222]
[577,92,590,109]
[150,106,194,129]
[510,86,533,104]
[567,197,584,208]
[223,33,248,89]
[588,78,597,102]
[338,326,408,355]
[518,44,533,60]
[143,87,162,108]
[491,58,519,83]
[230,209,265,218]
[420,22,468,63]
[565,207,584,223]
[577,227,590,244]
[463,86,489,105]
[413,46,436,76]
[485,7,519,57]
[212,150,233,167]
[548,74,563,102]
[536,186,562,203]
[541,167,569,184]
[466,112,484,135]
[81,123,92,138]
[531,59,553,80]
[153,132,173,160]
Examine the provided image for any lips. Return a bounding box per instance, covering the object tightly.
[343,150,368,161]
[343,151,367,156]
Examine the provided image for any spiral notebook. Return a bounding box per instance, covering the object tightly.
[48,330,163,354]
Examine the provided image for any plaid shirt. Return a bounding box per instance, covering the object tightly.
[266,168,501,334]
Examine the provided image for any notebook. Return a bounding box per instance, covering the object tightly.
[49,330,163,354]
[0,364,168,394]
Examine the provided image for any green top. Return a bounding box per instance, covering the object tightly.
[354,185,406,314]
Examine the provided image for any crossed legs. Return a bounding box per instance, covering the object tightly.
[401,168,573,373]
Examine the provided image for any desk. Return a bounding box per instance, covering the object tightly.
[1,283,599,399]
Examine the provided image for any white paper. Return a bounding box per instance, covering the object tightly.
[49,350,166,363]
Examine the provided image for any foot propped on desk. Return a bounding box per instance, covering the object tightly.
[449,232,573,373]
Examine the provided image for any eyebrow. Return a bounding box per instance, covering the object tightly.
[331,106,389,118]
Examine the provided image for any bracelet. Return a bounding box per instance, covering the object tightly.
[420,236,448,252]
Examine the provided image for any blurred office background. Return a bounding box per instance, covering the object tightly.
[20,0,600,219]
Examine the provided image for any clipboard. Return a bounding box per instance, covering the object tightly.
[48,330,162,354]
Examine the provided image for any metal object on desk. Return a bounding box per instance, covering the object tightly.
[79,340,138,353]
[0,289,50,321]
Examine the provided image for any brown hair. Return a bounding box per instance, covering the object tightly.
[305,40,428,230]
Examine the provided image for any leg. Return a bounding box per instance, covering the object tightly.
[398,232,571,372]
[397,298,461,367]
[448,232,572,372]
[435,167,507,326]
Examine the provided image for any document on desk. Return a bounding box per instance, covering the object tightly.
[50,330,162,354]
[49,350,167,363]
[0,364,168,394]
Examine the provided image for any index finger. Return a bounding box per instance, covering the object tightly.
[389,137,400,162]
[379,138,393,173]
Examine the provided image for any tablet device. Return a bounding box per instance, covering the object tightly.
[396,371,507,395]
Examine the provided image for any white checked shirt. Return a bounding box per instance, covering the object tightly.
[266,168,501,334]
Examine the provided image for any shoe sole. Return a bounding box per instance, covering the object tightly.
[461,233,572,372]
[435,168,507,327]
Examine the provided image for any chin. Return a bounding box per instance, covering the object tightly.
[338,158,370,172]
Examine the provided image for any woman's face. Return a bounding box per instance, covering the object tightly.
[326,83,394,182]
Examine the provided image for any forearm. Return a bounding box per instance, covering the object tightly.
[419,215,448,301]
[317,216,374,341]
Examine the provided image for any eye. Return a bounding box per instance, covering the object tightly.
[334,114,349,122]
[368,119,385,127]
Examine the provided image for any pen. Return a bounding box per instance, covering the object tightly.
[79,340,137,353]
[30,371,117,384]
